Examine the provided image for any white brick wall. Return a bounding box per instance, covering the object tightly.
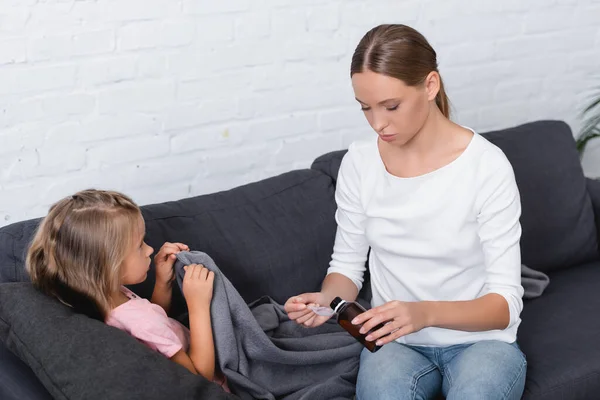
[1,0,600,227]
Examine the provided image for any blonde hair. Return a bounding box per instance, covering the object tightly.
[26,189,142,320]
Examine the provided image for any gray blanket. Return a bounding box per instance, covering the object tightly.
[175,251,363,400]
[172,252,549,399]
[521,264,550,299]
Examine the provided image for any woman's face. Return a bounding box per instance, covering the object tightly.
[351,69,437,146]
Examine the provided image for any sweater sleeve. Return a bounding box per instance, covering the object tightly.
[476,149,524,329]
[326,144,370,290]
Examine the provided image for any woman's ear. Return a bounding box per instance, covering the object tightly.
[425,71,440,102]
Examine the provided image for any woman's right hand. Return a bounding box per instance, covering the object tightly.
[182,264,214,307]
[284,292,333,328]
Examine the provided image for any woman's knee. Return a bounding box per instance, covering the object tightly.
[356,344,441,400]
[445,341,526,400]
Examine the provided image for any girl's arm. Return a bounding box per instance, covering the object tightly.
[181,264,216,381]
[171,350,198,374]
[152,242,190,313]
[187,303,215,380]
[151,281,172,314]
[169,317,215,380]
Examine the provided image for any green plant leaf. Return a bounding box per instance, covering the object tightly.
[577,132,600,154]
[580,113,600,137]
[583,94,600,114]
[576,86,600,155]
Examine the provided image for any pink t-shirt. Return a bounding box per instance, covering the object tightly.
[106,287,229,392]
[106,287,190,358]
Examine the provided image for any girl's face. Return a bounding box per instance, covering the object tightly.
[351,69,438,146]
[120,218,154,285]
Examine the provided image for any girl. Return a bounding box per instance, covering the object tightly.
[26,189,228,390]
[285,24,527,399]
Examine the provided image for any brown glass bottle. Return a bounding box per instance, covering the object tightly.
[330,297,385,353]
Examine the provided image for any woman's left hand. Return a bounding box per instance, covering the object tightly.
[352,300,431,346]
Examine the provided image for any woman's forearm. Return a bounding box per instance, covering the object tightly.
[423,293,510,331]
[320,272,360,306]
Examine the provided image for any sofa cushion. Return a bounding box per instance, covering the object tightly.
[518,261,600,400]
[0,282,236,400]
[0,218,41,284]
[312,120,599,273]
[312,150,346,184]
[585,178,600,246]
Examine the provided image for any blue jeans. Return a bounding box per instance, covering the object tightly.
[356,340,526,400]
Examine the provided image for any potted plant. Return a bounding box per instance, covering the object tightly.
[576,87,600,155]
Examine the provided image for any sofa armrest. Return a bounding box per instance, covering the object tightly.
[585,178,600,249]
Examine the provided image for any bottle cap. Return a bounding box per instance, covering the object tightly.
[330,297,346,313]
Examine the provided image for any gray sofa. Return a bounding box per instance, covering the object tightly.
[1,120,599,399]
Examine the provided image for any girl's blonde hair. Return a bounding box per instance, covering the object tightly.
[26,189,142,320]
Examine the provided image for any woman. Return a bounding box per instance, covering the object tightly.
[284,24,526,400]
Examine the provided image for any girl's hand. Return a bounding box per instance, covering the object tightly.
[351,300,431,346]
[154,242,189,286]
[183,264,214,307]
[284,292,333,328]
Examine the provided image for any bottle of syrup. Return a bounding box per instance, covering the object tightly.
[330,297,385,353]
